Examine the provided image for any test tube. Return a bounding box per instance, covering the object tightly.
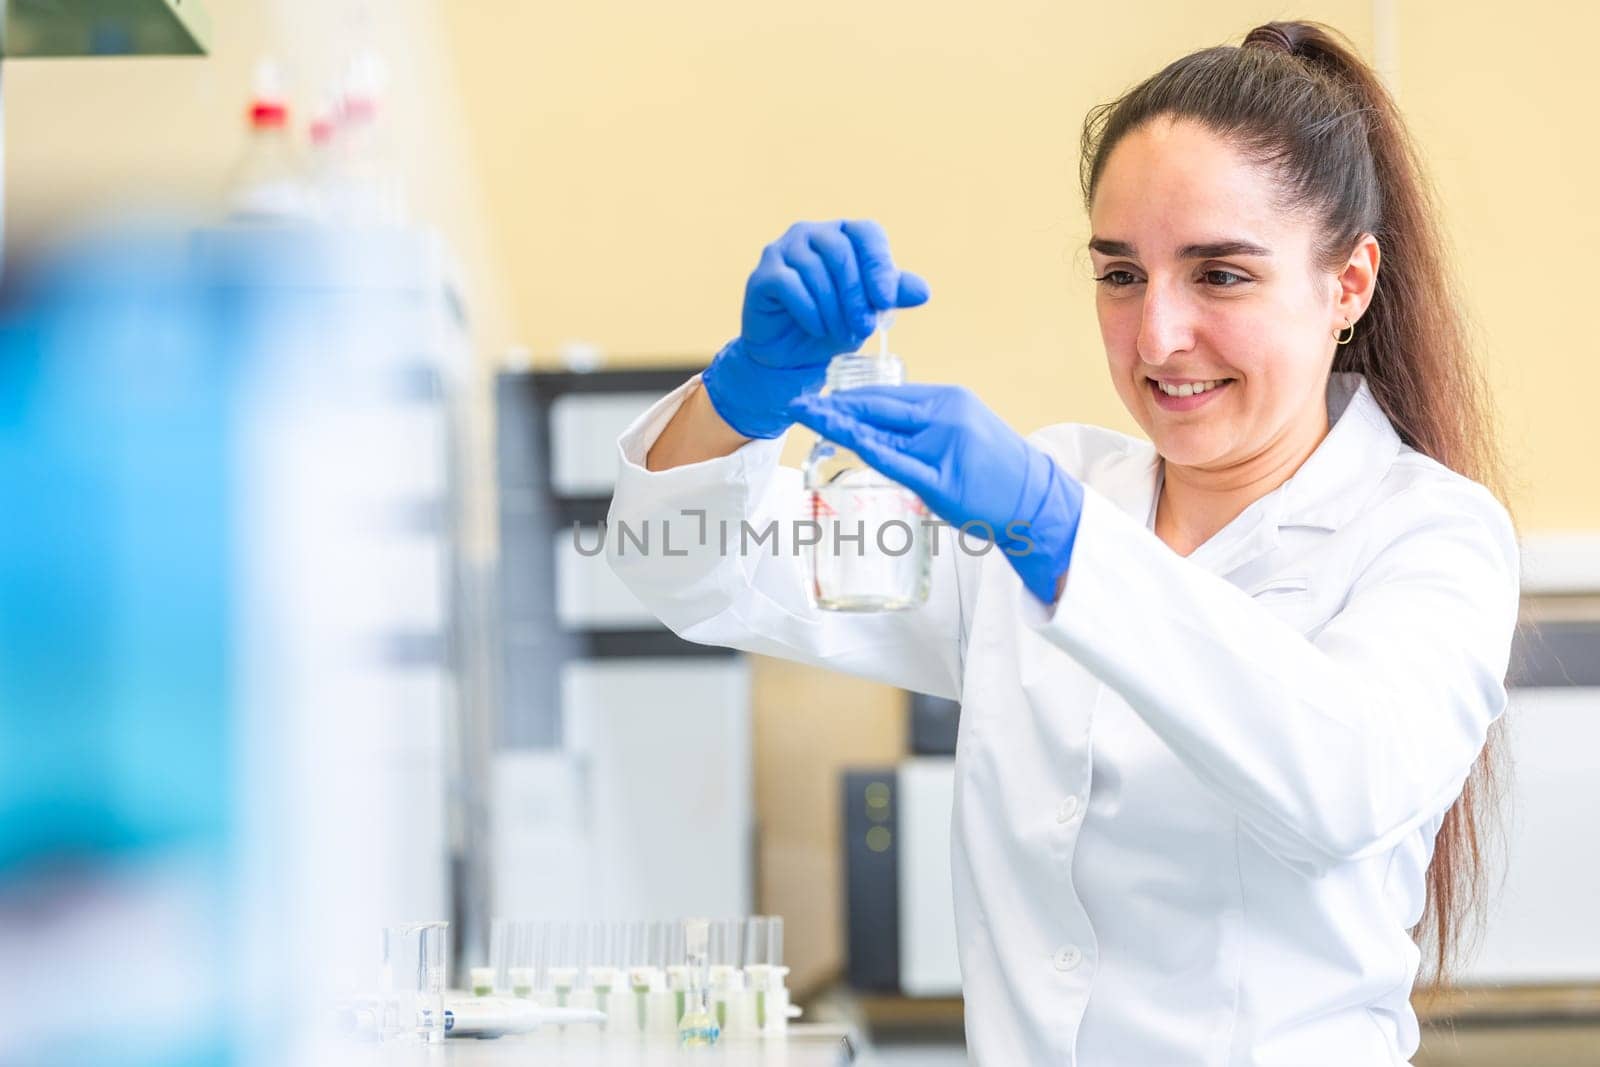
[669,922,686,967]
[569,920,598,1011]
[708,922,725,970]
[615,920,630,968]
[743,916,768,969]
[590,921,623,1026]
[624,921,657,1035]
[709,918,746,1034]
[650,919,681,1036]
[767,916,784,970]
[646,920,666,969]
[537,919,556,999]
[742,915,788,1033]
[511,920,539,999]
[766,916,791,1034]
[548,921,577,1008]
[489,917,508,992]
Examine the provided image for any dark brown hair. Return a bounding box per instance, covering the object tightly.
[1079,21,1512,988]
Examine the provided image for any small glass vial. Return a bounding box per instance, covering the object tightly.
[802,351,932,611]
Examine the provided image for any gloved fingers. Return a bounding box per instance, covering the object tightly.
[792,400,938,491]
[797,389,929,434]
[780,231,849,342]
[846,433,938,496]
[748,246,827,339]
[841,219,932,311]
[806,226,876,338]
[894,270,931,309]
[837,383,951,405]
[840,219,897,310]
[812,384,975,445]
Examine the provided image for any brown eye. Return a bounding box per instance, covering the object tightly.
[1204,270,1247,287]
[1094,270,1141,287]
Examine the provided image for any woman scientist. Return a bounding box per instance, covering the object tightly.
[606,20,1518,1066]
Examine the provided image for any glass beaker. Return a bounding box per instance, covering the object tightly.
[380,921,448,1045]
[802,351,932,612]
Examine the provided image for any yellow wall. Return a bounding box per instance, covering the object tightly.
[442,1,1598,533]
[4,7,1586,526]
[7,3,1583,529]
[1396,5,1600,529]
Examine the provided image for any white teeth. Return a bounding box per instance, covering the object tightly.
[1156,378,1229,398]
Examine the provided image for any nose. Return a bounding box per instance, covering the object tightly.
[1135,281,1196,368]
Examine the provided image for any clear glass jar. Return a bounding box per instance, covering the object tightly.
[802,351,932,612]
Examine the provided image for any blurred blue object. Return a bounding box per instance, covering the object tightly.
[0,229,233,874]
[0,229,235,1066]
[0,219,469,1065]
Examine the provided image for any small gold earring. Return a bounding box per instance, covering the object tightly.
[1334,321,1356,345]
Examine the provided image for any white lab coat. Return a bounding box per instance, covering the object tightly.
[605,371,1520,1066]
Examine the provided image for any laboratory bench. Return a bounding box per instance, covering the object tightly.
[347,1023,859,1065]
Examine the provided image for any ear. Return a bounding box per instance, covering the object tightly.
[1334,233,1380,331]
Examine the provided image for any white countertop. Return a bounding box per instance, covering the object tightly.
[344,1024,857,1066]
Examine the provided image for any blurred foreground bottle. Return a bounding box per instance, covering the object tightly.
[0,213,476,1065]
[0,230,235,1067]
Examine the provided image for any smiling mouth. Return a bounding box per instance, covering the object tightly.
[1149,377,1234,398]
[1147,377,1235,408]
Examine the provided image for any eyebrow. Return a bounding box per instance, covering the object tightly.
[1088,238,1273,259]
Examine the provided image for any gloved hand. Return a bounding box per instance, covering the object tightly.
[700,219,930,439]
[790,384,1085,604]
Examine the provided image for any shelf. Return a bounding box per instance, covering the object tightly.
[4,0,210,57]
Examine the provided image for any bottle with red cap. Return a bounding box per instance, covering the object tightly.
[226,59,312,222]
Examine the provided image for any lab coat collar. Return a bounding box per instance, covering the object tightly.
[1277,372,1405,530]
[1095,372,1403,578]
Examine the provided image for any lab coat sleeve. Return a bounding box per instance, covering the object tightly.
[605,374,965,700]
[1025,479,1520,876]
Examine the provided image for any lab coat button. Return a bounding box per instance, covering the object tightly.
[1056,796,1080,823]
[1053,944,1083,971]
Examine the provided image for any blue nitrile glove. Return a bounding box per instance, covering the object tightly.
[790,384,1085,604]
[700,219,931,439]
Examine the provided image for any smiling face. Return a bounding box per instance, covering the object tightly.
[1088,117,1376,475]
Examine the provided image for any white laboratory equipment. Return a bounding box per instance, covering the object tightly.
[202,222,484,1061]
[493,367,754,930]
